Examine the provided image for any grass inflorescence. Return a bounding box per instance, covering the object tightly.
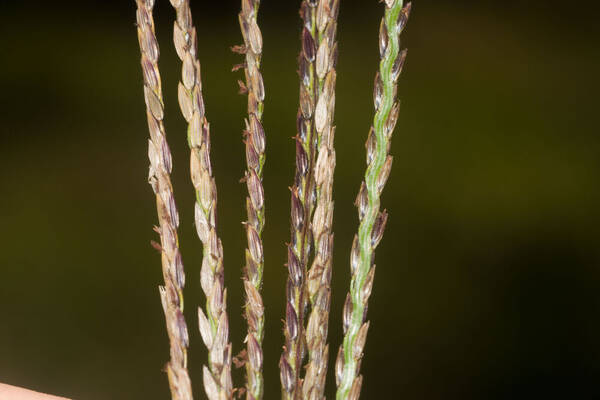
[134,1,411,399]
[303,1,340,399]
[234,0,267,399]
[279,2,321,399]
[335,2,410,399]
[169,0,234,398]
[134,0,193,399]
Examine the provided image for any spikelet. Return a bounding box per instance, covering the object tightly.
[169,0,233,398]
[135,1,193,399]
[234,0,267,399]
[303,0,340,399]
[335,1,410,399]
[280,1,319,399]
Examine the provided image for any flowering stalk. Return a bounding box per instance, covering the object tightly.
[234,0,266,398]
[169,0,233,398]
[335,1,410,399]
[303,0,340,399]
[280,1,319,399]
[134,1,193,399]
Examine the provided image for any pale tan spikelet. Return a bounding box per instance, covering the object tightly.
[234,0,267,399]
[336,1,410,399]
[169,0,233,398]
[281,1,320,399]
[134,1,193,399]
[303,0,339,399]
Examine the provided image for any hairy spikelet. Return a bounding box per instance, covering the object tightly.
[169,0,233,398]
[303,0,339,399]
[134,1,193,399]
[233,0,267,399]
[335,2,410,399]
[280,1,319,399]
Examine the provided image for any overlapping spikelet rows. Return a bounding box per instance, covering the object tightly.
[279,2,320,399]
[335,2,410,400]
[135,1,410,399]
[303,1,340,399]
[169,0,234,399]
[134,1,193,399]
[234,0,267,399]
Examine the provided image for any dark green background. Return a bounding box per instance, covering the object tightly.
[1,1,599,398]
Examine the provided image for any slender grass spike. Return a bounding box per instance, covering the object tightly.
[335,1,411,399]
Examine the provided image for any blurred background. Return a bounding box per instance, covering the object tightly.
[1,0,599,398]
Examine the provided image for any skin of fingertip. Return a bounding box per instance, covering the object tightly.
[0,384,70,400]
